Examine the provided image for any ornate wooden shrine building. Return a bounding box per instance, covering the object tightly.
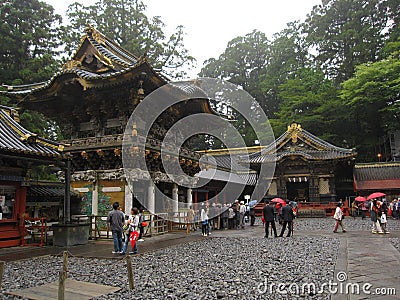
[2,25,219,217]
[2,25,360,225]
[0,105,64,247]
[241,123,357,202]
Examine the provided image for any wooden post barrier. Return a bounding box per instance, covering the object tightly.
[63,251,68,273]
[0,260,4,290]
[58,251,68,300]
[126,255,134,290]
[58,270,66,300]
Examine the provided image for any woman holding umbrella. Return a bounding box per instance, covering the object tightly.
[355,196,367,219]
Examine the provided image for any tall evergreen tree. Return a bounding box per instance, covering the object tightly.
[0,0,64,84]
[65,0,194,78]
[340,38,400,161]
[304,0,397,85]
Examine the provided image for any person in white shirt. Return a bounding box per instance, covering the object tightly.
[200,205,209,236]
[121,207,140,254]
[333,202,346,233]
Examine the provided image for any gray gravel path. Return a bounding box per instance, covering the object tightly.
[2,217,400,299]
[1,236,339,300]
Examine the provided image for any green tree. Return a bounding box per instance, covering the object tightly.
[0,0,64,84]
[270,68,346,144]
[341,39,400,161]
[65,0,194,78]
[199,30,270,114]
[304,0,397,85]
[260,22,309,117]
[340,39,400,160]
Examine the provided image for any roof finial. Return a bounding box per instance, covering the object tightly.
[287,123,302,143]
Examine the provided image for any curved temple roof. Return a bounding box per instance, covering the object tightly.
[242,123,356,164]
[0,25,225,118]
[0,106,64,158]
[1,25,167,97]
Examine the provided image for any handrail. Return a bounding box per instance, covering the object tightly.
[21,217,47,247]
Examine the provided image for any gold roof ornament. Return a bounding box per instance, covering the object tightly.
[62,59,82,70]
[287,123,302,143]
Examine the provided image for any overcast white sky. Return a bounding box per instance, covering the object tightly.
[44,0,321,78]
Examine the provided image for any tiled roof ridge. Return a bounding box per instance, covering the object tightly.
[0,107,64,153]
[355,162,400,168]
[84,24,139,62]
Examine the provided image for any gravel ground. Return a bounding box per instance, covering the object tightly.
[1,236,339,300]
[2,217,399,300]
[267,217,400,231]
[390,238,400,253]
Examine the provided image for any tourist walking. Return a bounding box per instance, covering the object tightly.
[121,207,140,255]
[239,201,246,229]
[360,202,367,219]
[370,199,383,234]
[201,205,209,236]
[138,207,145,241]
[394,199,400,219]
[249,204,256,226]
[228,204,235,229]
[333,202,346,233]
[233,200,240,229]
[351,201,358,219]
[380,200,390,234]
[221,204,229,229]
[279,201,295,237]
[187,205,196,231]
[108,202,125,254]
[263,200,278,238]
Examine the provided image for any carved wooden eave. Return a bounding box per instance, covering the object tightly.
[1,25,168,104]
[0,105,65,159]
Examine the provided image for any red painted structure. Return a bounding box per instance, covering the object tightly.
[0,106,64,248]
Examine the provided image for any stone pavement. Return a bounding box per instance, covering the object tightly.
[212,227,400,300]
[332,231,400,300]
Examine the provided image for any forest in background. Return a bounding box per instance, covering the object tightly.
[0,0,399,162]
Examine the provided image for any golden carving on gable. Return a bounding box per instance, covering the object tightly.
[92,30,105,45]
[62,60,82,70]
[287,123,302,143]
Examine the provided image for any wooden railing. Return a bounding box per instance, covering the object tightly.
[22,217,48,247]
[76,213,170,240]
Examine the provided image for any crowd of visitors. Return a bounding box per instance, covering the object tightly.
[190,198,298,238]
[334,197,399,234]
[109,196,399,253]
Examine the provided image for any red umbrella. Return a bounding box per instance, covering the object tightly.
[355,196,367,202]
[271,198,286,206]
[366,192,386,200]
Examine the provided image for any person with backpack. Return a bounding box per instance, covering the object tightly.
[121,207,140,255]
